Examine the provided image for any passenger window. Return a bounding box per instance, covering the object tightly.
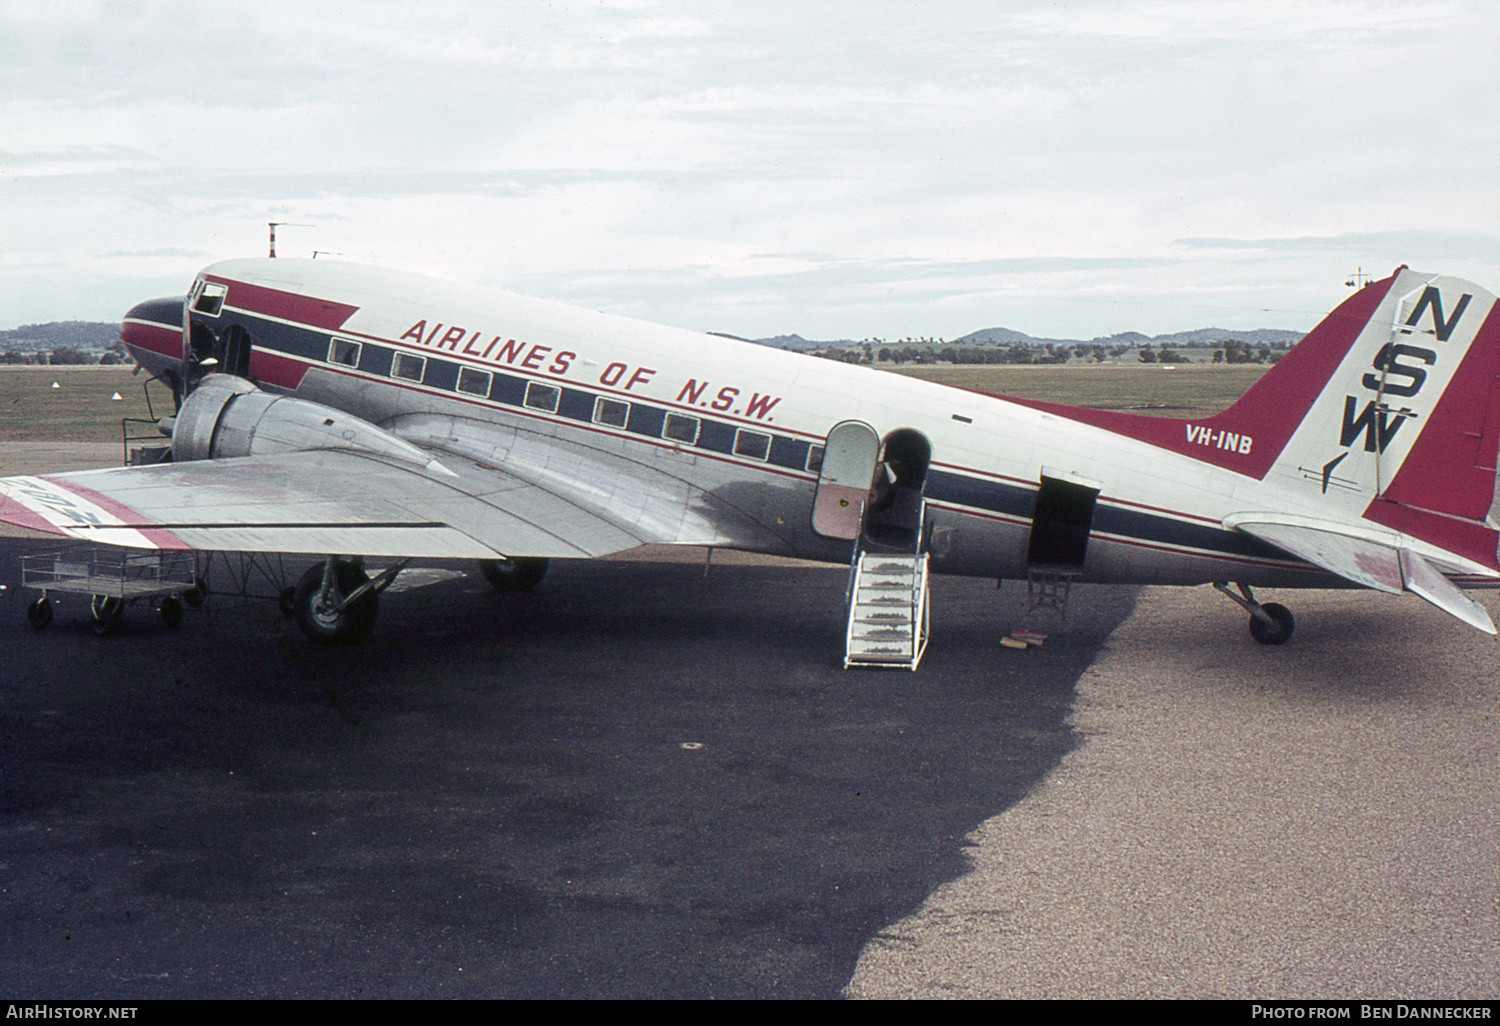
[593,396,629,428]
[328,338,362,367]
[662,413,700,444]
[733,428,772,461]
[392,352,426,381]
[805,445,824,474]
[524,381,560,413]
[457,366,492,396]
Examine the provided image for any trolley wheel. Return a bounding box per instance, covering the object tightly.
[159,596,183,628]
[90,595,124,636]
[183,578,207,608]
[27,597,52,629]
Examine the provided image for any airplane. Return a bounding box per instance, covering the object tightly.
[1,258,1497,663]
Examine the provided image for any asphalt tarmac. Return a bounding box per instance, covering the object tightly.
[0,444,1495,999]
[0,541,1136,999]
[848,586,1500,999]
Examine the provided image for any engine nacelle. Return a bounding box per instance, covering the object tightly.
[171,376,435,467]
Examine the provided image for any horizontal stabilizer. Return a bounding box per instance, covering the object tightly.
[1229,517,1496,634]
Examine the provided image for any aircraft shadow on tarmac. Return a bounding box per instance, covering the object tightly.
[0,542,1138,998]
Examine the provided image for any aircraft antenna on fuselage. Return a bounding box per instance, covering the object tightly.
[266,222,314,258]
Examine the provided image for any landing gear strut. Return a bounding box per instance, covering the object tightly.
[1213,582,1295,645]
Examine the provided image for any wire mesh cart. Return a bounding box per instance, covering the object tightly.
[21,546,202,634]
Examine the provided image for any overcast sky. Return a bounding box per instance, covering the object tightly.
[4,0,1498,341]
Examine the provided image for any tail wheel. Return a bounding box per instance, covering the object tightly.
[1249,602,1295,645]
[478,557,549,592]
[293,561,378,644]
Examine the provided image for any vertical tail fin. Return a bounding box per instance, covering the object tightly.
[1244,268,1500,570]
[1258,270,1499,512]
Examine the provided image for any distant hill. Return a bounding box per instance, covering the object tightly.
[745,333,838,352]
[1145,327,1305,348]
[950,327,1036,346]
[0,321,119,351]
[1089,331,1153,347]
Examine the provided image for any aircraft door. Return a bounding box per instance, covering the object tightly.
[180,279,253,400]
[811,420,881,540]
[1026,471,1100,569]
[864,428,932,550]
[219,324,253,379]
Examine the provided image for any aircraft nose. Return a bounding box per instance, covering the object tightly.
[120,296,185,359]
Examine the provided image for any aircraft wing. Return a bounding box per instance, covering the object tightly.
[0,446,654,560]
[1226,515,1497,634]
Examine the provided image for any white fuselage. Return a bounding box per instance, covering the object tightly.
[122,259,1332,588]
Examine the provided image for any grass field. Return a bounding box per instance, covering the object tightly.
[885,363,1271,419]
[0,366,163,443]
[0,360,1274,445]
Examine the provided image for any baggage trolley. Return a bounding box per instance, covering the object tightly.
[21,546,201,635]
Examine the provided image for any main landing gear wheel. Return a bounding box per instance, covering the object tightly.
[292,561,378,644]
[478,557,549,592]
[1248,602,1295,646]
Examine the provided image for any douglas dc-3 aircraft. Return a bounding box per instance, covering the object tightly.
[2,259,1499,664]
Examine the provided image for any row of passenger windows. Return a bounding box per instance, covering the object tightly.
[326,336,786,464]
[531,385,776,460]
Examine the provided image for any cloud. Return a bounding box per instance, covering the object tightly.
[1179,232,1500,258]
[2,1,1498,336]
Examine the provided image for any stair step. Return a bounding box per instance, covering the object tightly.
[852,626,913,639]
[847,642,915,660]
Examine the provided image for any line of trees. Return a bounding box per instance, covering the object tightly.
[1,345,127,365]
[1213,339,1280,364]
[820,342,1133,366]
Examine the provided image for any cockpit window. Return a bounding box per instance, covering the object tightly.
[192,281,227,317]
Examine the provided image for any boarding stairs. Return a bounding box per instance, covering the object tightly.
[844,551,930,669]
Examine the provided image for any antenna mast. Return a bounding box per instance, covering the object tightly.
[267,222,314,258]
